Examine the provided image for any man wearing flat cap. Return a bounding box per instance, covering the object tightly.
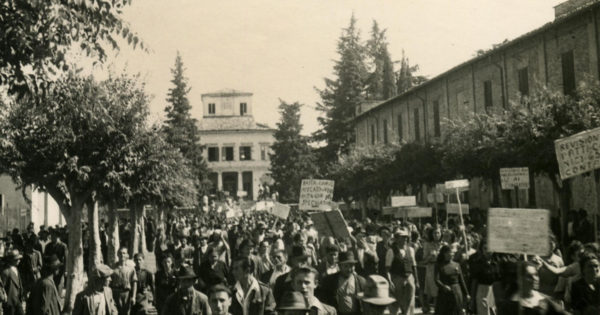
[161,266,210,315]
[72,264,118,315]
[1,249,24,315]
[25,255,62,315]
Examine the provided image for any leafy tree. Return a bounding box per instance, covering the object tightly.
[0,0,143,97]
[315,14,368,167]
[0,72,149,312]
[366,21,396,100]
[270,101,318,203]
[163,52,210,202]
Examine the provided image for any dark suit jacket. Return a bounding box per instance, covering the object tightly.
[353,248,378,277]
[272,272,294,306]
[230,280,276,315]
[1,267,23,307]
[72,287,118,315]
[316,272,366,310]
[161,289,211,315]
[26,276,61,315]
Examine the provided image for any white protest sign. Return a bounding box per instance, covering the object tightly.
[299,179,335,210]
[446,203,469,214]
[271,202,291,219]
[237,190,247,197]
[445,179,469,190]
[391,196,417,207]
[500,167,530,190]
[555,127,600,179]
[487,208,550,256]
[394,207,433,218]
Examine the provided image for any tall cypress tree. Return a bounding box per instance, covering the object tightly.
[163,52,210,199]
[366,21,396,100]
[270,101,317,202]
[315,15,368,166]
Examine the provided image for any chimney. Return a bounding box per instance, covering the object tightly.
[554,0,599,18]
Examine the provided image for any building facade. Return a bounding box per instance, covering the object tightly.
[198,89,275,200]
[0,174,64,235]
[353,0,600,215]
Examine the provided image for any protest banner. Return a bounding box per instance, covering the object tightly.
[271,202,291,219]
[391,196,417,207]
[500,167,530,189]
[445,179,469,190]
[555,126,600,180]
[446,203,469,214]
[299,179,335,210]
[393,207,432,218]
[487,208,550,256]
[310,210,351,240]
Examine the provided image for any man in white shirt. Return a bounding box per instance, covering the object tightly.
[260,249,290,289]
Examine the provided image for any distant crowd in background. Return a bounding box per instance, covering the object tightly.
[0,200,599,315]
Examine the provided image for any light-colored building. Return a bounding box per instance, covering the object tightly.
[198,89,275,200]
[0,174,64,235]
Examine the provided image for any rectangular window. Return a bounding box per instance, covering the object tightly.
[208,103,216,114]
[383,119,388,144]
[239,146,252,160]
[561,50,575,96]
[260,145,268,160]
[518,67,529,96]
[414,108,420,141]
[433,100,441,137]
[240,103,247,116]
[223,147,234,161]
[397,114,403,142]
[208,147,219,162]
[484,80,493,107]
[371,124,376,145]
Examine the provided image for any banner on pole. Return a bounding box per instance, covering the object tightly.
[555,127,600,180]
[391,196,417,207]
[500,167,530,189]
[310,210,351,240]
[487,208,550,256]
[271,202,291,219]
[382,206,432,218]
[446,203,469,214]
[299,179,335,211]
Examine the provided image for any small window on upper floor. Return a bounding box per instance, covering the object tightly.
[240,146,252,161]
[223,146,234,161]
[433,100,441,137]
[562,50,576,96]
[208,103,216,115]
[240,103,247,116]
[518,67,529,96]
[208,147,219,162]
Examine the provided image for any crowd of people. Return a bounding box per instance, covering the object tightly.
[1,201,600,315]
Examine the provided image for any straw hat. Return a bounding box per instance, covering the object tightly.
[358,275,396,306]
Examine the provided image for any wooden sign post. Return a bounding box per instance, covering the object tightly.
[445,179,470,250]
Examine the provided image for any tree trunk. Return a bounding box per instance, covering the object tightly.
[106,205,120,267]
[86,199,102,276]
[62,203,85,314]
[129,203,146,255]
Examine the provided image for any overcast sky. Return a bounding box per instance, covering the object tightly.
[98,0,565,135]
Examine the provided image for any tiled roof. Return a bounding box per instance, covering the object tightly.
[197,116,274,131]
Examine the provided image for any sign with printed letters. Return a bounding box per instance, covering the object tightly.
[299,179,335,210]
[555,127,600,180]
[500,167,530,189]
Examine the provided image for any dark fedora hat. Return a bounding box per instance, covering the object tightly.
[176,265,198,279]
[44,255,63,269]
[289,245,310,261]
[276,291,311,311]
[338,251,357,265]
[6,249,22,261]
